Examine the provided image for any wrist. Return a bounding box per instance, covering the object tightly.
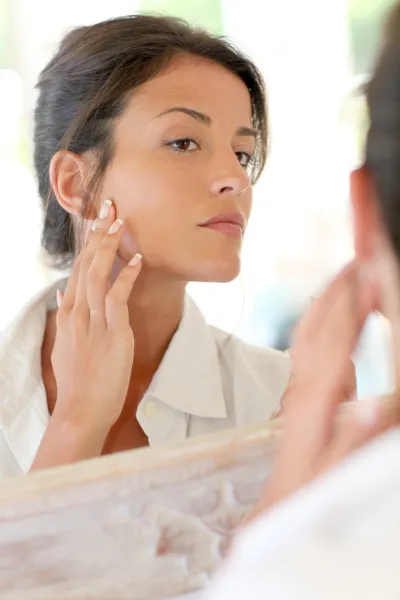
[52,401,111,443]
[30,412,110,472]
[44,409,109,462]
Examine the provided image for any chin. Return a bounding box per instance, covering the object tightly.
[189,255,242,283]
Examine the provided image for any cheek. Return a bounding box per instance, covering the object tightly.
[105,163,168,219]
[107,150,207,219]
[104,164,194,259]
[240,193,253,221]
[106,156,194,214]
[119,227,140,259]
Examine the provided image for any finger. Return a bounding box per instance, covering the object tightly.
[279,357,356,418]
[106,253,142,332]
[86,218,125,323]
[74,201,116,319]
[372,392,400,430]
[92,198,114,233]
[321,398,385,471]
[300,299,358,402]
[341,359,357,400]
[59,250,85,313]
[373,241,400,396]
[291,263,372,412]
[283,263,375,457]
[287,296,316,362]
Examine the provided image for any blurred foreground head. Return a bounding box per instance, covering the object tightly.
[352,2,400,267]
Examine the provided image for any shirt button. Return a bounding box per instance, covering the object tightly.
[144,400,159,419]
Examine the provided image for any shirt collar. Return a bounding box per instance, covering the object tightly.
[145,293,227,419]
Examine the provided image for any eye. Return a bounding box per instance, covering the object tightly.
[167,138,200,153]
[236,151,254,168]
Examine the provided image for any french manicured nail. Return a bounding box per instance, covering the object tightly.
[108,219,124,234]
[56,289,63,308]
[92,218,98,232]
[99,198,112,219]
[129,253,142,267]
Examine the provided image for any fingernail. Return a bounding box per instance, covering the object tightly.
[99,198,112,220]
[92,218,98,232]
[108,219,123,234]
[356,397,379,426]
[129,253,142,267]
[56,289,63,308]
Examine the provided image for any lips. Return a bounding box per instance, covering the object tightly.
[199,212,245,238]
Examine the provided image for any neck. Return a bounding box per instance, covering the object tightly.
[111,259,187,382]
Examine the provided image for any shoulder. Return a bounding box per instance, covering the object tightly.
[0,280,63,478]
[0,278,64,363]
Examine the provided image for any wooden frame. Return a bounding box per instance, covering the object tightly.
[0,394,396,599]
[0,420,283,600]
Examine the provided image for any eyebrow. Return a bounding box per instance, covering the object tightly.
[156,106,257,138]
[236,126,257,139]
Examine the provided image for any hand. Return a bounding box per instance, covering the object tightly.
[51,200,142,441]
[248,261,399,519]
[276,297,357,418]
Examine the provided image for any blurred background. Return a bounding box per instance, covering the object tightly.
[0,0,396,395]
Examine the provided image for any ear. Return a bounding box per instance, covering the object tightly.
[350,166,381,262]
[49,150,96,219]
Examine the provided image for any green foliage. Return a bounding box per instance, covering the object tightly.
[348,0,396,75]
[139,0,223,33]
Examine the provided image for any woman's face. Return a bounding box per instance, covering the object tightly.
[102,54,256,283]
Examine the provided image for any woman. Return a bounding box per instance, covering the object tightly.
[0,15,291,476]
[206,4,400,598]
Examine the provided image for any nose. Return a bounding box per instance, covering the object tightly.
[210,154,251,197]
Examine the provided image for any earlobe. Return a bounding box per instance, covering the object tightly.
[49,150,93,218]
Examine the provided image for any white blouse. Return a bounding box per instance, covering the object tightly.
[0,279,290,478]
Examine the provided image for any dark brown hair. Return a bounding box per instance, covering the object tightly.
[34,15,268,268]
[365,2,400,258]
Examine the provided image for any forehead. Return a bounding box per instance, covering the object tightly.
[124,54,253,125]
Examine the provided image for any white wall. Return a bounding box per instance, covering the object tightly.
[191,0,354,335]
[0,1,142,327]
